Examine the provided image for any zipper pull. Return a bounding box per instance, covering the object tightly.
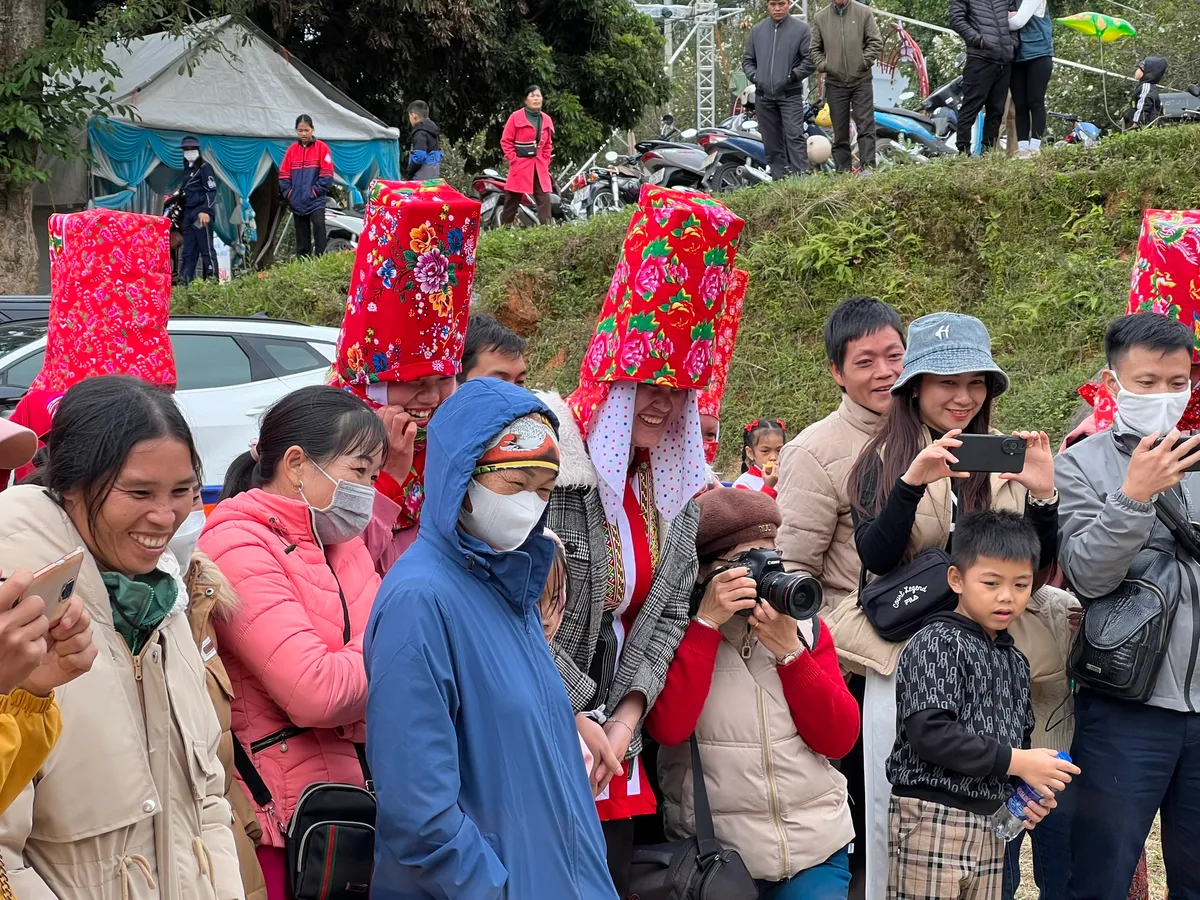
[741,628,754,660]
[132,654,143,682]
[267,804,285,834]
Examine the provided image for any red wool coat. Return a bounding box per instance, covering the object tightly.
[501,108,554,195]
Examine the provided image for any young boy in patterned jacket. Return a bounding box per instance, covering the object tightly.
[885,510,1081,900]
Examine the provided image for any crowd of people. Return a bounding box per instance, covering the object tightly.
[0,178,1198,900]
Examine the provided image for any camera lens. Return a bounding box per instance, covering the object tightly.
[1001,438,1023,454]
[759,571,823,621]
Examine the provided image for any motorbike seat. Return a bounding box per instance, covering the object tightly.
[876,106,936,129]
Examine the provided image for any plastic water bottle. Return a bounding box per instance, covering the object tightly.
[990,751,1072,841]
[213,235,232,283]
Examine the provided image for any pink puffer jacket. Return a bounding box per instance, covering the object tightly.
[199,488,381,846]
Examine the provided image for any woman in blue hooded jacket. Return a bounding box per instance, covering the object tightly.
[364,377,617,900]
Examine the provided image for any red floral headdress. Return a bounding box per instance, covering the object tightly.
[568,186,746,434]
[697,268,748,420]
[331,179,480,532]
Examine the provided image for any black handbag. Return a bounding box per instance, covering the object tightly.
[232,574,375,899]
[1068,492,1195,703]
[628,737,758,900]
[857,548,956,642]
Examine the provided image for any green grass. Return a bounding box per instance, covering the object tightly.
[174,126,1200,471]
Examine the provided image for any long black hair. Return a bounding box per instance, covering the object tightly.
[849,374,997,517]
[741,417,786,473]
[221,385,387,500]
[38,375,201,533]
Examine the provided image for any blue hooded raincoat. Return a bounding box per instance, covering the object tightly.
[364,378,618,900]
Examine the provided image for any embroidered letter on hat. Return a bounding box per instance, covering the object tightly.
[935,324,951,340]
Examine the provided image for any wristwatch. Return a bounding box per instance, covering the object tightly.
[775,647,804,668]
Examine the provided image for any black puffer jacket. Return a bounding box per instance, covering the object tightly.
[950,0,1017,64]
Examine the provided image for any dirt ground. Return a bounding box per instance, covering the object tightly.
[1015,818,1166,899]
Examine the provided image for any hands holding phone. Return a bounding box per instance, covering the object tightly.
[1000,431,1056,500]
[1121,430,1200,503]
[902,430,970,486]
[0,571,96,697]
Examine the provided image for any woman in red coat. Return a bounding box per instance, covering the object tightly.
[500,85,554,225]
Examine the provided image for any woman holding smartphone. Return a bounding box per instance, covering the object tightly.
[828,312,1061,900]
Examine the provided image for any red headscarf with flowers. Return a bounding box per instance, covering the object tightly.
[331,179,480,530]
[697,268,748,464]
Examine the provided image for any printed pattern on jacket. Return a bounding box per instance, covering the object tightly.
[888,617,1034,806]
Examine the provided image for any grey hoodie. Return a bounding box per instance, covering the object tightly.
[743,14,814,99]
[1056,425,1200,712]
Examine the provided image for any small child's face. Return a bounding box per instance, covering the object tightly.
[409,112,421,126]
[1135,67,1144,80]
[948,555,1033,637]
[746,430,785,471]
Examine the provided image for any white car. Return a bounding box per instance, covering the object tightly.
[0,316,340,501]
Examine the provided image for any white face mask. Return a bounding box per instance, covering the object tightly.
[169,509,206,564]
[183,150,199,163]
[302,462,376,545]
[1112,374,1192,437]
[458,480,547,552]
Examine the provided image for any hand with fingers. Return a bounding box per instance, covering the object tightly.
[21,595,97,697]
[576,714,623,797]
[1021,795,1058,830]
[0,572,50,695]
[378,406,419,483]
[749,601,801,660]
[1001,430,1056,499]
[901,429,969,487]
[762,461,779,489]
[1121,430,1200,503]
[696,567,758,629]
[1008,747,1080,801]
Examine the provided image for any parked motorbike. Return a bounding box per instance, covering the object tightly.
[919,54,968,152]
[473,169,571,228]
[582,152,646,216]
[1049,112,1101,148]
[701,101,833,190]
[1157,84,1200,124]
[635,132,711,190]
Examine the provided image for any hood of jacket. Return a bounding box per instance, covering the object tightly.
[1141,56,1168,84]
[927,609,1016,648]
[423,377,560,614]
[412,119,439,140]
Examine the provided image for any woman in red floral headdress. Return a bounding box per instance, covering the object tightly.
[331,179,480,574]
[538,186,745,895]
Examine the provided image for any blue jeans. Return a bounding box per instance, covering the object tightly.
[1000,784,1073,900]
[757,846,852,900]
[1070,689,1200,900]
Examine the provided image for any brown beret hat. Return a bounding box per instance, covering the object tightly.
[696,487,781,558]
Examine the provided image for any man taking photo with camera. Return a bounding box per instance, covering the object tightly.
[1056,312,1200,900]
[643,487,859,900]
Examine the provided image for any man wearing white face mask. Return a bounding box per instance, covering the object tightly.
[1057,312,1200,900]
[365,377,618,900]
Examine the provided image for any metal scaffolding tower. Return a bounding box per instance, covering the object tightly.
[635,2,744,129]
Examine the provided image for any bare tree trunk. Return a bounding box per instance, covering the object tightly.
[0,0,47,294]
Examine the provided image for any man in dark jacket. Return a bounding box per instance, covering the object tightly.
[949,0,1018,154]
[743,0,815,178]
[811,0,883,171]
[406,100,443,180]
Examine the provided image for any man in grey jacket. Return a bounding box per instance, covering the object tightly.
[811,0,883,171]
[743,0,814,178]
[1056,312,1200,900]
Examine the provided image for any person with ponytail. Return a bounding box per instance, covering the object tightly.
[733,418,787,496]
[199,385,386,898]
[828,313,1064,900]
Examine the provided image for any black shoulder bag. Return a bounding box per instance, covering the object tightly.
[233,576,376,899]
[857,548,956,642]
[1069,490,1197,703]
[628,736,758,900]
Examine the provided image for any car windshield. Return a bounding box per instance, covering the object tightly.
[0,322,46,356]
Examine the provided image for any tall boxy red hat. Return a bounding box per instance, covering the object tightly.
[334,180,481,396]
[698,268,748,419]
[569,186,745,433]
[1128,209,1200,362]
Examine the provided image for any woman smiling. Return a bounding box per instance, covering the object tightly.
[0,375,244,900]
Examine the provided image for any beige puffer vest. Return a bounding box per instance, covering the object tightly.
[658,617,855,882]
[827,438,1064,688]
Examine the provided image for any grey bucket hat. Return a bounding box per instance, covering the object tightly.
[891,313,1009,396]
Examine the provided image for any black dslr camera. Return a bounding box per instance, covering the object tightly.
[730,548,823,621]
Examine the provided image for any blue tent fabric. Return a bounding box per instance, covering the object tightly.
[87,117,399,243]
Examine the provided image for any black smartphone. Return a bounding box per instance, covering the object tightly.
[947,434,1027,474]
[1149,434,1200,472]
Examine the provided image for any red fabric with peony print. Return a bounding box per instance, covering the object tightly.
[698,268,748,419]
[33,210,175,395]
[1127,209,1200,362]
[570,187,745,433]
[334,179,480,390]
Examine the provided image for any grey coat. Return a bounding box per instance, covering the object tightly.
[538,391,697,759]
[743,15,814,99]
[1056,425,1200,712]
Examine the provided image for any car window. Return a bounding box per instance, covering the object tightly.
[250,338,331,377]
[3,350,46,390]
[171,334,253,390]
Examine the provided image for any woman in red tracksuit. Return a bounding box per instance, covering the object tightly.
[279,113,334,257]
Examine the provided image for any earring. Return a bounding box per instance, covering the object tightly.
[295,481,304,493]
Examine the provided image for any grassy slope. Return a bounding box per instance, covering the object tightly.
[175,127,1200,470]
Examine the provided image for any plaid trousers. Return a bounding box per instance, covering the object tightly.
[888,795,1005,900]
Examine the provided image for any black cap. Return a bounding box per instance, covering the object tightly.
[181,135,201,150]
